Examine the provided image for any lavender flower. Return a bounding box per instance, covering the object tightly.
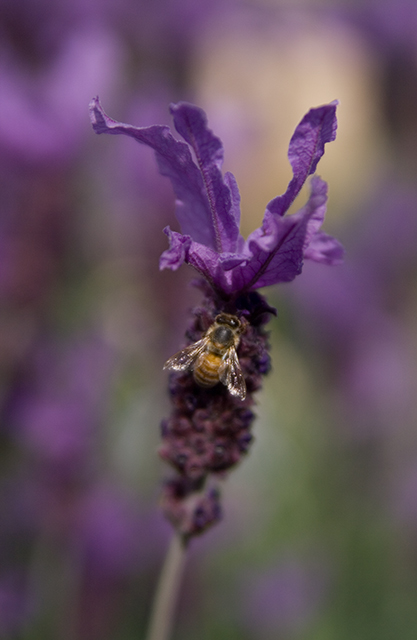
[90,98,342,538]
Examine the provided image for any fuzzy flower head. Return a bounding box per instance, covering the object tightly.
[89,97,343,298]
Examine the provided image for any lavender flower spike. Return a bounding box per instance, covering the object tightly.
[89,97,343,299]
[90,98,344,539]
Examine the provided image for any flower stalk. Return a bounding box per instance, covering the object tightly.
[145,534,188,640]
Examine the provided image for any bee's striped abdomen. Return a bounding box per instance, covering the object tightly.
[193,352,222,388]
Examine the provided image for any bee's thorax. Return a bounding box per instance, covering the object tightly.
[211,325,233,347]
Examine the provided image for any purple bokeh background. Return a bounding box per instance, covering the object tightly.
[1,1,417,638]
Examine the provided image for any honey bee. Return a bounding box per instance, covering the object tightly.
[163,313,246,400]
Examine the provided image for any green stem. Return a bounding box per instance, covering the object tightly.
[145,533,188,640]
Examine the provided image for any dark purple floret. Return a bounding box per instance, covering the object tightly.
[159,286,273,536]
[160,476,222,538]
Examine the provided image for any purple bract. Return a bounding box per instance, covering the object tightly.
[89,97,343,298]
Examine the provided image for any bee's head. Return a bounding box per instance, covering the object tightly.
[215,314,241,330]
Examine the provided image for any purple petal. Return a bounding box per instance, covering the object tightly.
[302,176,328,244]
[266,102,338,217]
[231,176,332,290]
[224,171,242,229]
[232,214,304,290]
[302,176,344,264]
[186,240,228,291]
[159,227,191,270]
[170,102,240,253]
[218,252,247,271]
[159,227,227,291]
[90,97,217,249]
[304,232,345,264]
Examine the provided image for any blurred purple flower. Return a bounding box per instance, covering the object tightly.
[290,175,417,438]
[0,29,122,166]
[90,98,343,299]
[349,178,417,294]
[74,485,169,577]
[6,337,114,474]
[241,557,328,637]
[340,0,417,52]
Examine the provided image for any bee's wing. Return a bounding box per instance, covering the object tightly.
[219,348,246,400]
[163,338,208,372]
